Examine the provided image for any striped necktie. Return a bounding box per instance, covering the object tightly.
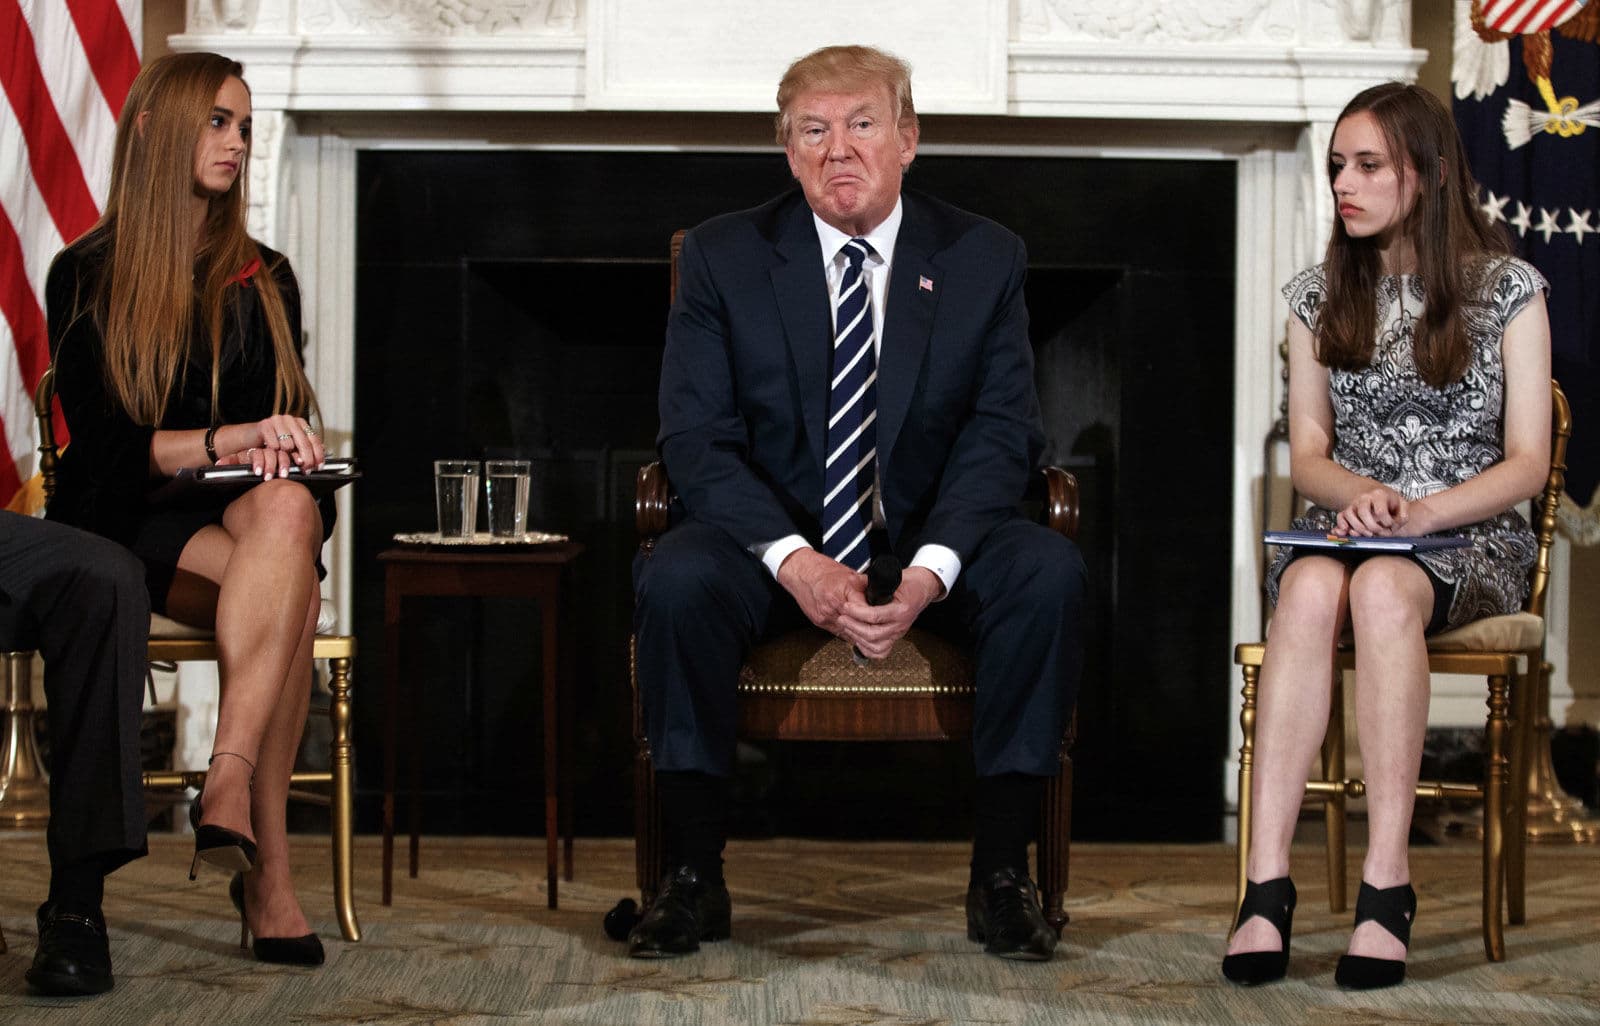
[821,237,877,571]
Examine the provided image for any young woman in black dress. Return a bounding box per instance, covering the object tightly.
[47,51,332,965]
[1221,82,1551,990]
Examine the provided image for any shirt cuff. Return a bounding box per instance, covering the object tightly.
[910,544,961,600]
[753,534,811,579]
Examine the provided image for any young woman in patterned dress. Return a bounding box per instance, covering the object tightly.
[1221,82,1552,990]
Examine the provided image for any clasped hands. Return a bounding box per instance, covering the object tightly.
[776,548,943,660]
[212,414,326,478]
[1334,485,1438,538]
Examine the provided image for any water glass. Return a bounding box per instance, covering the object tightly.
[486,459,531,538]
[434,460,480,538]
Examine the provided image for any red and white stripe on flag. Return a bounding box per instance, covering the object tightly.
[1480,0,1587,34]
[0,0,140,507]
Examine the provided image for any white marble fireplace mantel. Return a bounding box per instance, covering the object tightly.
[168,0,1568,809]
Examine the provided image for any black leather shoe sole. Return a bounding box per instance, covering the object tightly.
[966,923,1054,961]
[627,914,730,958]
[25,962,113,997]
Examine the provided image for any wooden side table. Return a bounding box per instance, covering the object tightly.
[378,542,584,908]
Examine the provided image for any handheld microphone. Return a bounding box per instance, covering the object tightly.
[851,554,903,665]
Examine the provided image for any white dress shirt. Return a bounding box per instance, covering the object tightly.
[751,197,962,598]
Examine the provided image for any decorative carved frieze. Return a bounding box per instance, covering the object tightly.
[244,108,284,243]
[188,0,581,34]
[1016,0,1407,46]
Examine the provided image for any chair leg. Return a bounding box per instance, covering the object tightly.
[1504,662,1537,928]
[1323,669,1347,915]
[327,654,362,942]
[630,638,663,908]
[1483,672,1511,962]
[1232,663,1259,934]
[1038,748,1073,935]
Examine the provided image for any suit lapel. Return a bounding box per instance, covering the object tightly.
[770,204,831,475]
[878,202,941,471]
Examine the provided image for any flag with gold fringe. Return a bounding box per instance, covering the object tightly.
[1453,0,1600,508]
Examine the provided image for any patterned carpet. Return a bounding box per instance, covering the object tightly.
[0,833,1597,1025]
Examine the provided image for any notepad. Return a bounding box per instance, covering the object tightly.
[1263,529,1471,553]
[149,457,361,503]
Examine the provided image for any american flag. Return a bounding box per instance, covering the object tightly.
[1481,0,1586,34]
[0,0,140,508]
[1455,1,1600,504]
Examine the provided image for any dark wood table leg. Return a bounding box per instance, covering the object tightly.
[560,568,575,882]
[543,590,560,909]
[382,579,400,906]
[408,619,422,879]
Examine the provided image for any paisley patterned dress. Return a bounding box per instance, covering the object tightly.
[1264,257,1547,632]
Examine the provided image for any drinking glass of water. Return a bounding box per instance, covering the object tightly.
[433,460,480,538]
[485,459,531,538]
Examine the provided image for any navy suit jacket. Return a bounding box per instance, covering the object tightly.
[657,187,1045,565]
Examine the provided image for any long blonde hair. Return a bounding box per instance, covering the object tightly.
[82,51,314,427]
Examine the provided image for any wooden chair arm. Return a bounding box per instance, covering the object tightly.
[636,461,1081,545]
[34,366,58,507]
[1035,465,1079,542]
[635,461,671,541]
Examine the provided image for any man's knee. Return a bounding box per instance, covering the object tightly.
[1009,529,1086,616]
[64,533,148,619]
[634,525,750,625]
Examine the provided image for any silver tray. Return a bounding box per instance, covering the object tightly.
[392,530,569,547]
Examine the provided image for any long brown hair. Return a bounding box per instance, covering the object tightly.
[79,51,314,427]
[1316,82,1510,388]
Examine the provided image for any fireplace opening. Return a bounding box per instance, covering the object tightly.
[354,148,1235,841]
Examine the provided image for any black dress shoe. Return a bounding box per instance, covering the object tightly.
[965,867,1057,961]
[25,902,113,996]
[627,865,731,958]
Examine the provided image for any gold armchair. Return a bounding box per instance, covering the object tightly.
[33,367,361,942]
[1233,380,1571,962]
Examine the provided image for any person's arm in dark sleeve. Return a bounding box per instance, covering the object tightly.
[911,233,1044,562]
[656,228,803,549]
[46,250,157,530]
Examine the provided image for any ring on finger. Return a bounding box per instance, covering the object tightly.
[276,432,294,441]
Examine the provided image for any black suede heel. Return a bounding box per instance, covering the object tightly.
[188,753,259,880]
[1221,876,1296,986]
[230,874,325,966]
[1335,881,1416,990]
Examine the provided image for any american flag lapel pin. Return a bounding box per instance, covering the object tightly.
[918,275,934,293]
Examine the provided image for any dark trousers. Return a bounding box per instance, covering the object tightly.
[633,515,1087,778]
[0,512,148,872]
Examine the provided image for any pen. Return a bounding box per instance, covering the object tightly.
[1325,533,1351,544]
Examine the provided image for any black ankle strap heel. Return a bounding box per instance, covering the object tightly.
[1221,876,1296,986]
[188,752,259,881]
[1334,881,1416,990]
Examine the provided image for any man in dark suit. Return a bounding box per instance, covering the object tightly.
[631,45,1086,961]
[0,511,149,994]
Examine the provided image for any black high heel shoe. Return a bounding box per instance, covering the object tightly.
[1334,881,1415,990]
[1221,876,1296,986]
[188,752,259,881]
[229,874,325,966]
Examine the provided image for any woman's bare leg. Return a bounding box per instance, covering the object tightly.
[1227,555,1351,956]
[166,480,323,937]
[240,586,318,939]
[1344,556,1434,962]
